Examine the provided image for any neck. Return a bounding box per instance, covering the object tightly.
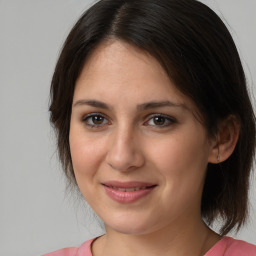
[92,216,220,256]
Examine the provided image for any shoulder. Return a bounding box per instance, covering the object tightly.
[206,236,256,256]
[224,237,256,255]
[41,247,79,256]
[41,238,95,256]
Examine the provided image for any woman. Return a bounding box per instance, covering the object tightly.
[44,0,256,255]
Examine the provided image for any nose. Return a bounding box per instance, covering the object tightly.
[105,127,145,172]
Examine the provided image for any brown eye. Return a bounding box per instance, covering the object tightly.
[153,116,166,126]
[92,115,105,124]
[146,114,176,127]
[83,113,109,127]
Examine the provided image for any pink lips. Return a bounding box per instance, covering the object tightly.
[102,181,157,203]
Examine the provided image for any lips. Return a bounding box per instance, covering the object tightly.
[103,180,156,188]
[102,181,157,203]
[107,186,149,192]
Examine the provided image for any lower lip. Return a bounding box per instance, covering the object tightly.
[103,186,156,203]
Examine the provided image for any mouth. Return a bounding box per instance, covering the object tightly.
[104,185,154,192]
[102,181,157,203]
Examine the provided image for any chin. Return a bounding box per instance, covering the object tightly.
[111,224,151,235]
[104,215,158,235]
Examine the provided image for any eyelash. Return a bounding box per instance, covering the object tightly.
[82,113,110,128]
[82,113,176,129]
[144,114,176,128]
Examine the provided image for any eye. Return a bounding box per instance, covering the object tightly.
[145,114,176,127]
[82,113,109,128]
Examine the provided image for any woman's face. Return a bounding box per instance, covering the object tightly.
[69,40,216,235]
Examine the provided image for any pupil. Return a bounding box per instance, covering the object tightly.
[93,116,103,124]
[154,116,165,125]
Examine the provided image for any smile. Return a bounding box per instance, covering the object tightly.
[102,181,157,203]
[106,186,149,192]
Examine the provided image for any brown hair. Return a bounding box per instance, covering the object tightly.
[49,0,255,235]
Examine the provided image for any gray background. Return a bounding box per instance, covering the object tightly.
[0,1,255,255]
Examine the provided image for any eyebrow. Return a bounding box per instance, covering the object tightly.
[73,99,186,110]
[137,101,185,111]
[73,100,110,109]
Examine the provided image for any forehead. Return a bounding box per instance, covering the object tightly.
[74,40,197,113]
[77,40,170,87]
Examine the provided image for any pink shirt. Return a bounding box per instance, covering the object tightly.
[42,236,256,256]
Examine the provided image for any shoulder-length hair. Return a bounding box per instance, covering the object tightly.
[49,0,255,235]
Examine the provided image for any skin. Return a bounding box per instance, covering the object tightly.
[69,40,224,256]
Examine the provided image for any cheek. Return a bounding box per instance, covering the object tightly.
[146,132,210,216]
[69,133,109,204]
[147,129,210,186]
[69,128,107,182]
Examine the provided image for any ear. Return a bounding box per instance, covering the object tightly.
[208,115,240,164]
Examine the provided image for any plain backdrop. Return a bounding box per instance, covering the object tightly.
[0,1,255,255]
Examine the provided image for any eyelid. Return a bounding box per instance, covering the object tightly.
[81,112,176,129]
[82,112,111,128]
[144,113,177,127]
[82,112,107,120]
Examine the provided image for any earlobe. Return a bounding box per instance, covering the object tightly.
[208,115,240,164]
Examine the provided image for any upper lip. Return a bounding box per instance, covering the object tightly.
[102,180,157,188]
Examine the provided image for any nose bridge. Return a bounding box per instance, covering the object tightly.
[106,123,144,171]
